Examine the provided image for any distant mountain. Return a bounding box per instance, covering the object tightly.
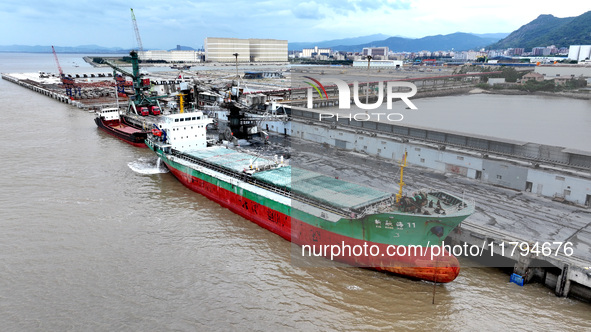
[0,44,129,53]
[289,34,391,50]
[489,11,591,49]
[0,44,202,53]
[470,33,510,39]
[167,45,196,51]
[330,32,501,52]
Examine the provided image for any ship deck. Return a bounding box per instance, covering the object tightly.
[185,147,278,172]
[184,146,392,210]
[109,123,143,134]
[253,166,392,210]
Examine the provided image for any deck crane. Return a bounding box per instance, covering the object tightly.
[130,8,144,60]
[52,45,79,98]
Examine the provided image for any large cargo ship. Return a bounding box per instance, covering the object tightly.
[146,112,474,283]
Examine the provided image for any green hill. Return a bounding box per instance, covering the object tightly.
[489,11,591,49]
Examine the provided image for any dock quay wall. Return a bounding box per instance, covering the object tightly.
[1,73,171,111]
[446,223,591,301]
[261,107,591,206]
[264,71,499,108]
[282,81,477,109]
[288,120,590,205]
[285,85,475,109]
[286,107,591,206]
[2,74,83,107]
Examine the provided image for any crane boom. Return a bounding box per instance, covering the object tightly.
[51,45,79,98]
[103,59,135,79]
[130,8,144,58]
[104,50,168,109]
[51,45,64,78]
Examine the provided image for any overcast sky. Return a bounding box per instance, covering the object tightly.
[1,0,589,49]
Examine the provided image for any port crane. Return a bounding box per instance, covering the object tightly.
[51,45,80,98]
[101,8,165,113]
[130,8,144,60]
[103,51,168,114]
[51,45,64,79]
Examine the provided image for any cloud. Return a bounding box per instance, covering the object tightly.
[292,2,325,19]
[3,0,591,49]
[319,0,410,15]
[290,0,410,22]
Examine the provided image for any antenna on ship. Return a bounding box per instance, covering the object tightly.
[395,151,408,203]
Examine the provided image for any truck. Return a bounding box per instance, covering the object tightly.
[138,107,149,116]
[149,105,161,116]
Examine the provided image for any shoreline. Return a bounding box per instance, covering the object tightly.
[416,86,591,100]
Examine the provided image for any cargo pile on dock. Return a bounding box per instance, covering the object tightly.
[2,72,125,109]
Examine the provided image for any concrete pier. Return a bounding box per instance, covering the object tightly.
[447,222,591,299]
[2,72,197,111]
[2,74,79,106]
[2,73,122,110]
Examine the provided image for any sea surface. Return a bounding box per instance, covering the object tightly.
[1,53,590,331]
[324,91,591,152]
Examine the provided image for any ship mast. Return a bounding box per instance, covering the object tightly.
[395,151,407,203]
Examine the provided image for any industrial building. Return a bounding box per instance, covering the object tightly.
[567,45,591,62]
[301,46,331,58]
[362,47,389,58]
[534,66,591,79]
[204,38,287,62]
[139,50,202,62]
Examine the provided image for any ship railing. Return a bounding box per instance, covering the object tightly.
[170,149,353,218]
[171,149,246,181]
[357,196,396,217]
[249,180,352,218]
[440,197,475,216]
[424,188,476,216]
